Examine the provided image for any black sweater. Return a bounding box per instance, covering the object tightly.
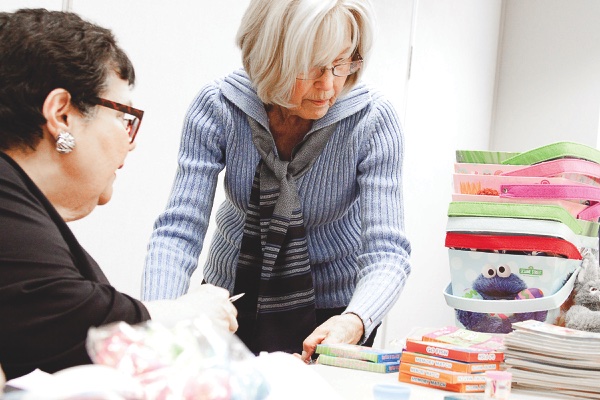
[0,152,150,379]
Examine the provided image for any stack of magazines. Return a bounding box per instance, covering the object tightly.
[503,320,600,399]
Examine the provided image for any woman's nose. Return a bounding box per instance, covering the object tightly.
[315,68,335,90]
[128,141,137,152]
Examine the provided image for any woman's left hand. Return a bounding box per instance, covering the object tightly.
[299,313,364,363]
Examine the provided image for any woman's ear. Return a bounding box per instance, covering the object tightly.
[42,88,73,140]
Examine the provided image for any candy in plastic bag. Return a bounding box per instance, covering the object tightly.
[86,317,269,400]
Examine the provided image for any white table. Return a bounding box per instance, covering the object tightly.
[2,353,552,400]
[312,363,549,400]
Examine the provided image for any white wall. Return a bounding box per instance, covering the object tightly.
[383,0,503,345]
[1,0,61,10]
[66,0,251,296]
[492,0,600,151]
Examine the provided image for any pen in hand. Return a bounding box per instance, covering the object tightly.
[229,293,245,302]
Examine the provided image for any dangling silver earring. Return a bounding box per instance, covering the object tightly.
[55,131,75,154]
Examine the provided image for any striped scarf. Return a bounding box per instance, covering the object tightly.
[233,117,338,354]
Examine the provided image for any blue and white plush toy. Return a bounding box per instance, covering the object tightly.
[457,264,547,334]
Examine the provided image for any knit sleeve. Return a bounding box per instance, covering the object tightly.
[142,83,226,300]
[343,93,412,342]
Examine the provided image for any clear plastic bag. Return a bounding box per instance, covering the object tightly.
[86,317,269,400]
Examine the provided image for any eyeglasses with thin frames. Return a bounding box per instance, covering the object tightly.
[296,54,363,80]
[92,98,144,143]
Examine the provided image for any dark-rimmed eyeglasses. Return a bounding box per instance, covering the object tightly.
[296,54,363,80]
[92,98,144,143]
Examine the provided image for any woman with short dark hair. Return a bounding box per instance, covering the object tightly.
[0,8,237,380]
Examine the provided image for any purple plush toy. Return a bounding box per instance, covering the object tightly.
[456,264,547,334]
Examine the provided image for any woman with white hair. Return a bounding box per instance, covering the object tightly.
[143,0,411,361]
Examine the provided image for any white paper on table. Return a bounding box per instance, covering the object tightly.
[6,365,143,400]
[254,352,343,400]
[7,353,341,400]
[6,369,55,391]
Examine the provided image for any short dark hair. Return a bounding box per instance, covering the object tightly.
[0,8,136,150]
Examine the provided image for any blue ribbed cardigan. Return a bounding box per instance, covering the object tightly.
[142,70,411,340]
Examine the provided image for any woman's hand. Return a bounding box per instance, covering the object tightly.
[0,363,5,392]
[183,284,239,332]
[143,284,238,333]
[299,313,364,363]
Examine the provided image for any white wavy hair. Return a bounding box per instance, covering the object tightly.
[236,0,375,108]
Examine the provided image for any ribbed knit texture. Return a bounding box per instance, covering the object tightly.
[142,70,412,339]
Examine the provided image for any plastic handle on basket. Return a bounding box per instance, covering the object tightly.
[500,184,600,201]
[443,266,580,314]
[500,159,600,179]
[447,202,583,235]
[446,216,580,242]
[445,232,582,260]
[500,142,600,166]
[578,203,600,221]
[500,184,600,221]
[500,183,600,201]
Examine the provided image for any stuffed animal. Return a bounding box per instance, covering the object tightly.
[456,264,547,334]
[565,250,600,333]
